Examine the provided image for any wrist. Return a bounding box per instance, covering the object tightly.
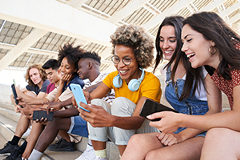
[110,115,116,127]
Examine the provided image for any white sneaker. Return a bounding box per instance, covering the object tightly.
[75,144,96,160]
[22,127,32,138]
[95,156,107,160]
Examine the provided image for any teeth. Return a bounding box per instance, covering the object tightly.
[165,51,173,54]
[187,53,195,58]
[119,70,127,74]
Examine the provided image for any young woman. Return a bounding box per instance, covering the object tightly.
[76,24,161,160]
[121,16,221,160]
[147,12,240,160]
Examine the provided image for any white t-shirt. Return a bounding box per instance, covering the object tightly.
[84,73,115,104]
[160,64,208,101]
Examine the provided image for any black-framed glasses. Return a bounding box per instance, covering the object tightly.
[111,56,135,66]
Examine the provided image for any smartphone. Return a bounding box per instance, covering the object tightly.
[32,110,54,121]
[11,84,23,108]
[139,99,178,121]
[70,84,90,112]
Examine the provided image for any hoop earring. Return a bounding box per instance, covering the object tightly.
[209,46,217,55]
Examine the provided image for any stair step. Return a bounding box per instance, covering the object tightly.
[0,107,120,160]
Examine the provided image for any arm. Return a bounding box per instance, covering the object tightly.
[11,88,27,112]
[46,97,72,113]
[54,74,72,102]
[79,96,146,130]
[149,85,240,133]
[53,107,79,118]
[175,74,222,142]
[83,82,102,93]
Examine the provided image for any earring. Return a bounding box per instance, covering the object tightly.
[209,46,217,55]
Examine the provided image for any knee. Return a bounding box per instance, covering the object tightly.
[127,134,148,147]
[205,128,227,141]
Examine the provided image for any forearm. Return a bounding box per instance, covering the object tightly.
[53,107,79,118]
[110,115,145,130]
[26,97,49,105]
[180,110,240,131]
[54,83,64,102]
[59,98,72,109]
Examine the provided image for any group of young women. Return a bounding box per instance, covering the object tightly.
[119,11,240,160]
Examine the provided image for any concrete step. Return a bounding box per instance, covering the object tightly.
[0,105,120,160]
[0,107,20,123]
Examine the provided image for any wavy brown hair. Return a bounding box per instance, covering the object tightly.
[110,24,154,69]
[183,11,240,80]
[25,64,47,86]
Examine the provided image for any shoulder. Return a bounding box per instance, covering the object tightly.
[143,71,160,84]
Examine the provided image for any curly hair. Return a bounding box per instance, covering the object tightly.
[110,24,154,69]
[58,43,86,75]
[79,51,101,65]
[25,64,47,86]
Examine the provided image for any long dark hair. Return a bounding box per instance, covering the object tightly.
[154,16,205,100]
[183,11,240,80]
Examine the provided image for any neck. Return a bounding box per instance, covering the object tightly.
[37,80,44,88]
[89,70,100,82]
[54,80,60,87]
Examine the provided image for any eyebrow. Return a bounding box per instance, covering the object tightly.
[159,36,176,39]
[183,34,191,39]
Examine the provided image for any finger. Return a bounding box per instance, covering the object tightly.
[147,112,165,120]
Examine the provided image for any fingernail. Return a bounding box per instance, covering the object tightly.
[147,115,151,118]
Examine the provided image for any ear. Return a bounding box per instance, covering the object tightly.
[88,62,92,69]
[211,40,215,47]
[57,69,61,74]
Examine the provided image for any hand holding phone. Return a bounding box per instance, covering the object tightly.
[70,84,90,112]
[11,84,23,108]
[139,99,178,121]
[32,110,53,121]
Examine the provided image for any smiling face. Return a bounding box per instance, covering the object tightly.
[77,58,89,80]
[59,57,76,77]
[114,45,140,84]
[29,68,42,85]
[181,24,218,68]
[45,68,60,83]
[159,25,177,60]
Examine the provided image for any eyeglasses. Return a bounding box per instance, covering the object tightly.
[111,56,135,66]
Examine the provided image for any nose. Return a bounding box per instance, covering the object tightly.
[181,42,187,52]
[117,59,125,68]
[162,41,169,49]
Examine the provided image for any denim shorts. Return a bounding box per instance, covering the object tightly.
[68,116,88,138]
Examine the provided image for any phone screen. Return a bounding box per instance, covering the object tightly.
[70,84,90,112]
[11,84,23,108]
[139,99,178,121]
[32,111,53,121]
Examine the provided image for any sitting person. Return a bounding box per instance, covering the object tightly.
[43,59,61,94]
[146,11,240,160]
[77,24,161,160]
[5,44,85,160]
[27,51,114,160]
[121,16,221,160]
[0,64,50,158]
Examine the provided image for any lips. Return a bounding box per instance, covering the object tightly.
[164,50,174,55]
[119,70,128,76]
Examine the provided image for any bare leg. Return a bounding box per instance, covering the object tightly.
[145,136,204,160]
[121,132,163,160]
[58,130,71,142]
[118,145,126,156]
[201,128,240,160]
[15,114,30,137]
[34,117,71,152]
[21,122,45,158]
[92,140,106,150]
